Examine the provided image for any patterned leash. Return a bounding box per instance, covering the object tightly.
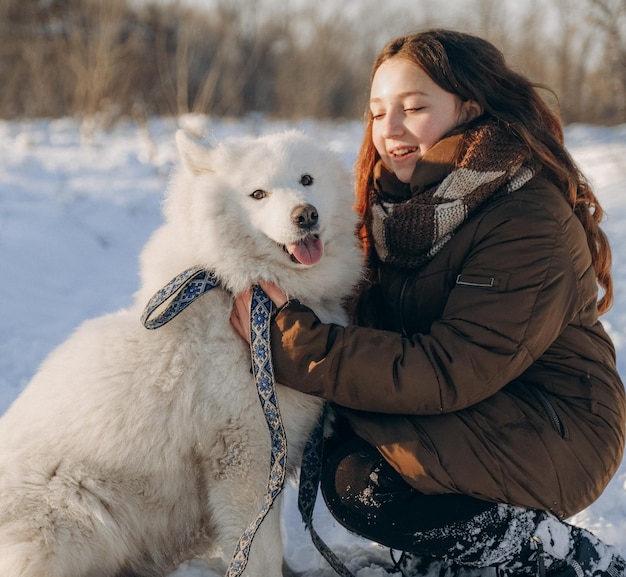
[141,266,353,577]
[297,408,355,577]
[225,284,289,577]
[141,266,219,329]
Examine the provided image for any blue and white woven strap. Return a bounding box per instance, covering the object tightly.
[225,285,290,577]
[298,408,355,577]
[141,266,219,329]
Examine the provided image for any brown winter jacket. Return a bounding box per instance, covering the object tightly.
[269,173,626,520]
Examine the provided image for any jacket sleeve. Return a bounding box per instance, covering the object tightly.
[270,194,588,414]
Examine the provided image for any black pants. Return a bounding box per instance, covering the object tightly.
[319,433,499,557]
[317,431,625,575]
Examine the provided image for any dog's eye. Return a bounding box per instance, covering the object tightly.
[299,174,314,186]
[250,189,267,200]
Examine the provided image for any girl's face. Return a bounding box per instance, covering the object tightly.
[370,57,481,183]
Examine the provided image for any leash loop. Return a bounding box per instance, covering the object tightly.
[141,266,219,329]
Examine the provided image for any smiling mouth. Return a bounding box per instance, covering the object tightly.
[280,234,323,266]
[391,147,417,158]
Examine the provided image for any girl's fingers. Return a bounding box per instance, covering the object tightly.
[258,280,288,308]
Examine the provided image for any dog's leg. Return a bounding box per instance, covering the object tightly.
[0,518,139,577]
[203,475,285,577]
[0,466,152,577]
[242,500,285,577]
[0,533,121,577]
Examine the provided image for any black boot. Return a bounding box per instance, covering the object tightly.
[385,503,540,576]
[526,513,626,577]
[450,507,626,577]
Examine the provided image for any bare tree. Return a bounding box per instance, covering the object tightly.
[62,0,145,135]
[0,0,624,124]
[585,0,626,122]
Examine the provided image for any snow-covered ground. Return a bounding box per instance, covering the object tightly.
[1,116,625,575]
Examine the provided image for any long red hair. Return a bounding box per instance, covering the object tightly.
[355,29,613,313]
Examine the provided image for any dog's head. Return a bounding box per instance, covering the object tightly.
[153,129,362,302]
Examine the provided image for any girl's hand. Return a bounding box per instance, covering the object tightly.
[229,281,288,344]
[257,280,289,308]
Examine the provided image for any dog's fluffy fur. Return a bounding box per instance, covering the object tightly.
[0,130,362,577]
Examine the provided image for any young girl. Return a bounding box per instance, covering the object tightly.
[231,29,626,576]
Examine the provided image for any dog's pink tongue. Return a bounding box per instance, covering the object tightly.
[289,235,323,265]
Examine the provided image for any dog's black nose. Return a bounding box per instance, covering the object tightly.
[291,204,319,229]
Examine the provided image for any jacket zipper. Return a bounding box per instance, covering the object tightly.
[534,389,565,438]
[399,275,411,337]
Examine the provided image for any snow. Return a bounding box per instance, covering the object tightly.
[1,115,625,575]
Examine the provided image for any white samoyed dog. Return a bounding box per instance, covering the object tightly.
[0,130,363,577]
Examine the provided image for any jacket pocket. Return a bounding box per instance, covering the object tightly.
[455,270,510,290]
[532,388,566,438]
[456,273,495,288]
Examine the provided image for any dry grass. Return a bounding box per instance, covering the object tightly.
[0,0,623,125]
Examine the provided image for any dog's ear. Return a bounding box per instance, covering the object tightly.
[175,129,215,175]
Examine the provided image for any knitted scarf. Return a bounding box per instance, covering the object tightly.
[370,120,537,269]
